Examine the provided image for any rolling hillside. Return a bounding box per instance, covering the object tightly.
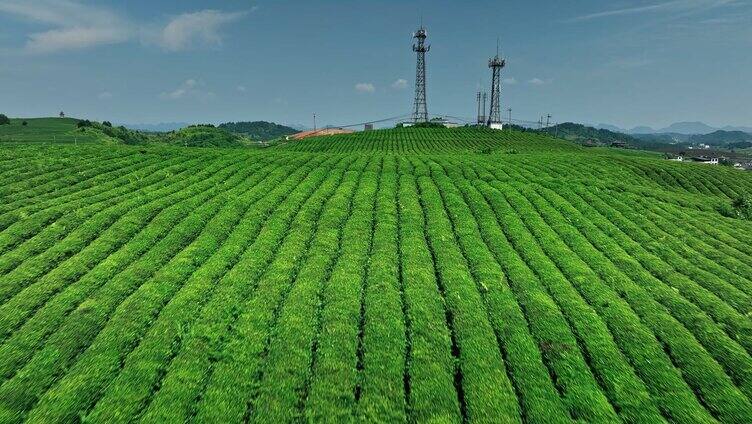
[161,125,249,148]
[218,121,298,141]
[0,118,103,144]
[543,122,638,147]
[0,127,750,422]
[278,126,581,154]
[0,118,250,148]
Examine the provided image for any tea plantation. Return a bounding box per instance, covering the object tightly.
[0,127,751,423]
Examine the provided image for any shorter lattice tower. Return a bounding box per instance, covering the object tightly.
[476,92,487,125]
[487,41,506,129]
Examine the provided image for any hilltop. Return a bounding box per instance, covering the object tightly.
[218,121,297,141]
[161,125,250,148]
[279,126,581,154]
[689,130,752,147]
[541,122,637,147]
[0,118,104,144]
[0,117,254,148]
[0,117,153,145]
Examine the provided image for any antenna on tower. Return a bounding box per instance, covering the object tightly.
[487,39,506,129]
[412,22,430,123]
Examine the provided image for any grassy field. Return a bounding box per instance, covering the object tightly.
[0,127,751,423]
[0,118,104,144]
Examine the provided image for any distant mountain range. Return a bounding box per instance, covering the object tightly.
[595,121,752,135]
[633,130,752,147]
[545,122,752,151]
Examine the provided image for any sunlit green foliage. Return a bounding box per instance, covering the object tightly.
[0,127,750,422]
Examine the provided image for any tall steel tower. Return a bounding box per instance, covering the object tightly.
[487,43,506,129]
[412,26,430,123]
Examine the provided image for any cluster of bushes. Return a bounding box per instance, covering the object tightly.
[218,121,297,141]
[0,115,28,126]
[99,124,149,145]
[719,196,752,220]
[163,125,245,148]
[76,119,148,144]
[728,141,752,150]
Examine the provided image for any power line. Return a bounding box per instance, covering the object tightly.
[320,113,413,130]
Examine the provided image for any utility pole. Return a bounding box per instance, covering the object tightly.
[476,92,482,125]
[481,93,487,124]
[507,108,512,130]
[313,113,317,131]
[546,114,551,130]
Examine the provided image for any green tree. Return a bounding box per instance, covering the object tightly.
[0,114,9,125]
[732,196,752,220]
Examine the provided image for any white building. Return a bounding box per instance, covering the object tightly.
[691,157,719,165]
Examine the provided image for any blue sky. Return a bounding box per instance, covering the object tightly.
[0,0,750,129]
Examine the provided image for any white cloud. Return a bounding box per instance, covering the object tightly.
[0,1,249,54]
[160,79,213,100]
[0,0,121,26]
[26,26,131,54]
[502,77,517,85]
[0,0,132,53]
[157,10,246,51]
[569,0,738,22]
[391,78,408,89]
[98,91,113,99]
[355,82,375,93]
[528,78,549,85]
[237,85,247,92]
